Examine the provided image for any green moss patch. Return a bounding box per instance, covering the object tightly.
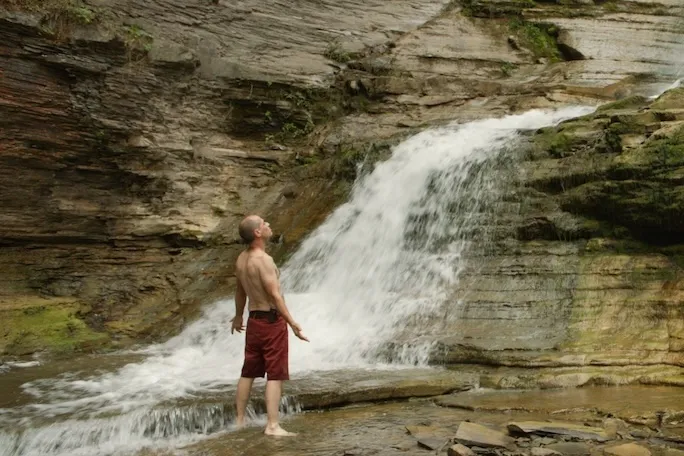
[596,95,649,113]
[651,88,684,110]
[0,297,110,356]
[459,0,536,18]
[619,124,684,169]
[509,18,561,61]
[5,0,100,37]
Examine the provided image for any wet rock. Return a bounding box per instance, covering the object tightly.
[532,448,563,456]
[406,424,451,451]
[292,370,476,410]
[431,89,684,372]
[545,442,591,456]
[449,443,478,456]
[282,186,299,198]
[604,444,651,456]
[533,437,560,446]
[507,36,521,50]
[603,418,629,439]
[390,442,416,451]
[417,438,447,451]
[470,447,500,456]
[664,449,684,456]
[340,448,368,456]
[456,422,514,448]
[517,439,531,448]
[629,429,652,439]
[508,421,609,442]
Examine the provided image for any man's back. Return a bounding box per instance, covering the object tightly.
[235,249,277,312]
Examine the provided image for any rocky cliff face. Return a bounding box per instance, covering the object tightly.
[0,0,682,356]
[432,90,684,385]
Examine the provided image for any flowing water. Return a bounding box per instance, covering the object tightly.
[0,106,594,456]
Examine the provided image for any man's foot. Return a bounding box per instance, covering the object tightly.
[264,424,297,436]
[235,417,246,429]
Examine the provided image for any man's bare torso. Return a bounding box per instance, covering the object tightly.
[235,249,280,312]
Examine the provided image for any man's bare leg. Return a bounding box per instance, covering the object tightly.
[264,380,296,436]
[235,377,254,428]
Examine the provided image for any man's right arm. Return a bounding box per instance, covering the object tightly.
[231,275,247,334]
[235,278,247,318]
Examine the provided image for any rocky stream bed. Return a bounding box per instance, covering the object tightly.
[149,385,684,456]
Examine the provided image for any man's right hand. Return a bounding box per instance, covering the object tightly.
[291,323,309,342]
[231,316,245,334]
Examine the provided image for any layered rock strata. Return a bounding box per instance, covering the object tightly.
[0,0,682,355]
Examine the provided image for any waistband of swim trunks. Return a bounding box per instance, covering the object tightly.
[249,309,279,320]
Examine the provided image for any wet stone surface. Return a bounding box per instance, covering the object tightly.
[148,386,684,456]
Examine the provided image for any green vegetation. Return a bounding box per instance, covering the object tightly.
[534,129,578,158]
[69,4,95,24]
[124,24,154,53]
[509,18,561,61]
[324,40,355,64]
[500,61,516,77]
[643,126,684,166]
[459,0,536,18]
[1,298,109,356]
[596,95,649,113]
[7,0,154,56]
[6,0,98,29]
[603,2,619,13]
[242,80,376,148]
[333,142,393,180]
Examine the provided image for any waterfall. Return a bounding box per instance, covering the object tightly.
[0,105,593,456]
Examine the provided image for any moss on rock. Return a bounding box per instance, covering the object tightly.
[596,95,650,113]
[651,88,684,110]
[0,296,110,356]
[525,88,684,244]
[460,0,537,18]
[509,18,562,61]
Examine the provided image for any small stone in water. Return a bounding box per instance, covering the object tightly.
[449,443,478,456]
[545,442,591,456]
[604,443,652,456]
[531,448,563,456]
[629,429,651,439]
[456,422,514,448]
[533,437,558,446]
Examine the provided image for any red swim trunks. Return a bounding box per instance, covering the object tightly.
[240,313,289,381]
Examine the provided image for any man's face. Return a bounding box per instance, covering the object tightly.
[256,218,273,241]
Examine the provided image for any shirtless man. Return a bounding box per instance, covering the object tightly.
[231,215,308,436]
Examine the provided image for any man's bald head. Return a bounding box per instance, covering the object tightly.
[238,215,262,244]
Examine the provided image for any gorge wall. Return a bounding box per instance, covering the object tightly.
[0,0,683,358]
[430,91,684,387]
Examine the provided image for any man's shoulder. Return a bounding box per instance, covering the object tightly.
[237,249,273,265]
[255,251,275,265]
[235,250,248,264]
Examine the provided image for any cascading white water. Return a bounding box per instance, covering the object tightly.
[0,106,594,456]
